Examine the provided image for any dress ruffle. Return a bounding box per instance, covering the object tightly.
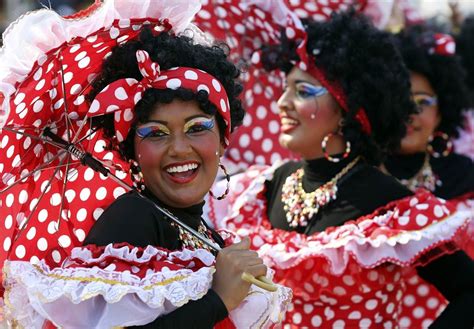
[3,243,291,329]
[3,244,215,328]
[209,164,472,327]
[214,165,472,275]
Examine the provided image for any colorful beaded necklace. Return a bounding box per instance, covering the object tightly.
[170,221,216,254]
[380,153,440,192]
[281,156,361,228]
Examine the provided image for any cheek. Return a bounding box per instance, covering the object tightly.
[296,99,318,119]
[418,111,439,133]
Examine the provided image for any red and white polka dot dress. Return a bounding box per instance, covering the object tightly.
[208,164,471,328]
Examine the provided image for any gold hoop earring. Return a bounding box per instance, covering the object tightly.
[427,132,452,158]
[321,132,351,163]
[129,159,146,192]
[209,163,230,200]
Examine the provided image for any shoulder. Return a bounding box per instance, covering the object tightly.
[432,152,474,169]
[432,153,474,199]
[342,163,413,212]
[84,191,169,247]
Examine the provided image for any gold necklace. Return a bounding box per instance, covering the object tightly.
[380,153,440,192]
[281,156,361,228]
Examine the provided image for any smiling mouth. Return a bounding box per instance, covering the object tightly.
[164,162,200,183]
[280,117,299,133]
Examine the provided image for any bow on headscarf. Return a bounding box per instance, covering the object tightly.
[88,50,231,145]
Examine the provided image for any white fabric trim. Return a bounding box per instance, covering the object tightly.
[4,246,215,328]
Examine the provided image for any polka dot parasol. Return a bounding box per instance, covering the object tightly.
[0,0,201,272]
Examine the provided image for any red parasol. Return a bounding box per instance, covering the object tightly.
[0,0,201,268]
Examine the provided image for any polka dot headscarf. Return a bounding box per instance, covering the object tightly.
[89,50,231,145]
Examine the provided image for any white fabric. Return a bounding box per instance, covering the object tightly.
[0,0,202,128]
[4,244,292,329]
[3,246,216,328]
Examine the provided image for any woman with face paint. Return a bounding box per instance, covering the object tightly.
[380,25,474,328]
[1,2,291,328]
[208,5,474,329]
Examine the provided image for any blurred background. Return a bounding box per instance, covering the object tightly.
[0,0,474,41]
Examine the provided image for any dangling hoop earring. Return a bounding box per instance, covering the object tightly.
[209,163,230,200]
[321,132,351,163]
[427,132,453,158]
[129,159,146,192]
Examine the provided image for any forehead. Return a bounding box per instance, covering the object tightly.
[286,67,322,86]
[148,99,208,121]
[410,71,435,94]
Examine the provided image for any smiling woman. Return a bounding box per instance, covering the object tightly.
[1,1,291,328]
[207,3,474,328]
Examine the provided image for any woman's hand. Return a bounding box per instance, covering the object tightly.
[212,237,267,311]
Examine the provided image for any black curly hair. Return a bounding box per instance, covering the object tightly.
[261,10,415,165]
[457,15,474,100]
[395,24,471,138]
[88,27,245,160]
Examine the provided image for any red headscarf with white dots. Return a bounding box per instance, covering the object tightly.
[89,49,231,145]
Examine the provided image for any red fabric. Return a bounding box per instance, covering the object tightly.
[0,18,174,273]
[193,0,370,171]
[90,49,232,144]
[209,165,468,327]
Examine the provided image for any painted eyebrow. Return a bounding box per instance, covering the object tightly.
[143,114,212,125]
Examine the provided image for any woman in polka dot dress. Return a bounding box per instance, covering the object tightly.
[1,1,291,328]
[208,5,474,329]
[381,24,474,328]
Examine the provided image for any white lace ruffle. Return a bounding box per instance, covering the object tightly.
[250,208,472,275]
[3,245,215,328]
[0,0,202,127]
[219,164,473,275]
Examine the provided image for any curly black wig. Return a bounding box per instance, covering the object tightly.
[395,24,471,138]
[88,27,245,160]
[457,15,474,100]
[261,10,415,165]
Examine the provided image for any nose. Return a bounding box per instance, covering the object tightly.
[277,91,293,114]
[168,134,193,157]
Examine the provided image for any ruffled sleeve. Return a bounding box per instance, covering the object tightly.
[3,243,291,329]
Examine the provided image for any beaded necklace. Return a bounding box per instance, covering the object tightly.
[281,156,361,228]
[170,221,216,254]
[380,153,440,192]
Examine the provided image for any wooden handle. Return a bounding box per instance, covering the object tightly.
[241,272,278,292]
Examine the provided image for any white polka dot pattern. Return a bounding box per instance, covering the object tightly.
[91,49,231,145]
[0,17,167,267]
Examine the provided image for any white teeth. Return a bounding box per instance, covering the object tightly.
[166,163,198,173]
[281,117,298,125]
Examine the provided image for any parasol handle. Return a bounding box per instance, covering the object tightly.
[42,128,109,176]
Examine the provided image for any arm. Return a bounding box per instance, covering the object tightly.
[416,250,474,329]
[84,193,229,329]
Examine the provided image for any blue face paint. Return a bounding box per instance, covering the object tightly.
[183,117,215,134]
[296,82,328,99]
[136,123,170,139]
